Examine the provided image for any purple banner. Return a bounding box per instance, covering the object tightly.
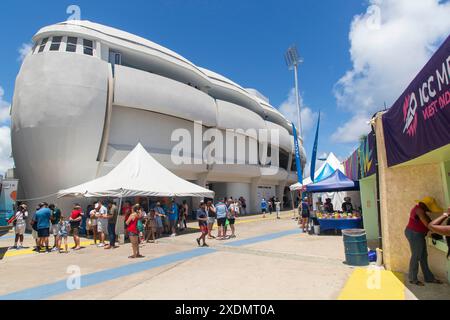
[382,35,450,167]
[343,149,359,181]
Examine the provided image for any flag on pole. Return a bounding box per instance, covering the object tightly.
[292,123,303,184]
[310,111,321,182]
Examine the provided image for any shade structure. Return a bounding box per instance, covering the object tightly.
[290,153,342,191]
[306,170,360,193]
[57,143,215,198]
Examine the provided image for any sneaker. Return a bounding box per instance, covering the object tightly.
[97,243,105,247]
[51,247,59,252]
[196,238,201,246]
[170,233,176,237]
[202,243,209,247]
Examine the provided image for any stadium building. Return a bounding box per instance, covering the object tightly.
[11,20,306,214]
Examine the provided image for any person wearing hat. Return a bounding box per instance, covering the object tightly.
[8,204,28,249]
[405,197,445,286]
[341,197,354,213]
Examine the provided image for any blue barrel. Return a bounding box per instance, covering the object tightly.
[342,229,369,266]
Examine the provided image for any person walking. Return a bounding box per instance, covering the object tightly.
[196,201,209,247]
[104,201,119,249]
[69,204,83,251]
[49,204,61,251]
[261,198,268,218]
[215,198,228,240]
[8,204,28,249]
[275,198,281,220]
[126,204,144,259]
[405,197,444,286]
[95,201,108,247]
[206,200,216,239]
[34,203,52,253]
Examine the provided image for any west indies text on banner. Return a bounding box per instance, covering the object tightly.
[382,35,450,167]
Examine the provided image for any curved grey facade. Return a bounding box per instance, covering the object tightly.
[11,20,306,214]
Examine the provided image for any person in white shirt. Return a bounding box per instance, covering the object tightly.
[275,198,281,220]
[95,201,108,247]
[9,204,28,249]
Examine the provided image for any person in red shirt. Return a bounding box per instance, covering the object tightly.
[126,204,144,259]
[69,204,83,250]
[405,197,444,286]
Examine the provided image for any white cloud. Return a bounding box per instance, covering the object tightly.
[332,0,450,143]
[18,43,33,62]
[0,87,11,123]
[278,88,317,135]
[0,87,13,174]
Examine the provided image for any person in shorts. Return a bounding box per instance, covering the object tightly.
[95,201,108,247]
[8,204,28,249]
[228,200,239,238]
[261,198,268,218]
[56,215,71,253]
[300,197,311,233]
[145,209,157,243]
[69,204,83,250]
[196,201,208,247]
[89,204,99,245]
[49,204,61,251]
[206,200,216,239]
[34,202,52,252]
[215,198,228,240]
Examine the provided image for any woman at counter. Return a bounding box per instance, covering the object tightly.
[405,197,445,286]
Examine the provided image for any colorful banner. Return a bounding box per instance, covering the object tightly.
[343,149,360,181]
[359,132,377,178]
[382,35,450,167]
[292,123,303,184]
[310,112,321,182]
[0,179,18,226]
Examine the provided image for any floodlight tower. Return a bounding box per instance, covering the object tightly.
[285,45,304,138]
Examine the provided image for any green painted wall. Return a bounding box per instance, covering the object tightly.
[360,175,379,241]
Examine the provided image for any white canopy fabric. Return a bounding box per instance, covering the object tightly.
[57,143,214,198]
[289,152,343,191]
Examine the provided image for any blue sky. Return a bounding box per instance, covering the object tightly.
[0,0,449,173]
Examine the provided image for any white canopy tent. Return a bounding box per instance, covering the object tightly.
[289,152,342,191]
[58,143,215,199]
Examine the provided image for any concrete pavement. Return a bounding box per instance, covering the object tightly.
[1,211,448,300]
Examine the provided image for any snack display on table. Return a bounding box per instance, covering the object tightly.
[317,212,360,219]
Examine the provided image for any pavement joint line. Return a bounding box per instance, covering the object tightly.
[0,228,298,300]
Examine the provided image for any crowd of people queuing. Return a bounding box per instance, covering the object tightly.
[7,196,248,258]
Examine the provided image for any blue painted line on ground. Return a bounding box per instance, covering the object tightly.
[0,229,298,300]
[224,229,299,247]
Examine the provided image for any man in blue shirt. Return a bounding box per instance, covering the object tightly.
[261,198,268,218]
[215,198,228,240]
[34,202,52,252]
[168,199,179,237]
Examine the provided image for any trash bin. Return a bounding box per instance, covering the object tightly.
[342,229,369,266]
